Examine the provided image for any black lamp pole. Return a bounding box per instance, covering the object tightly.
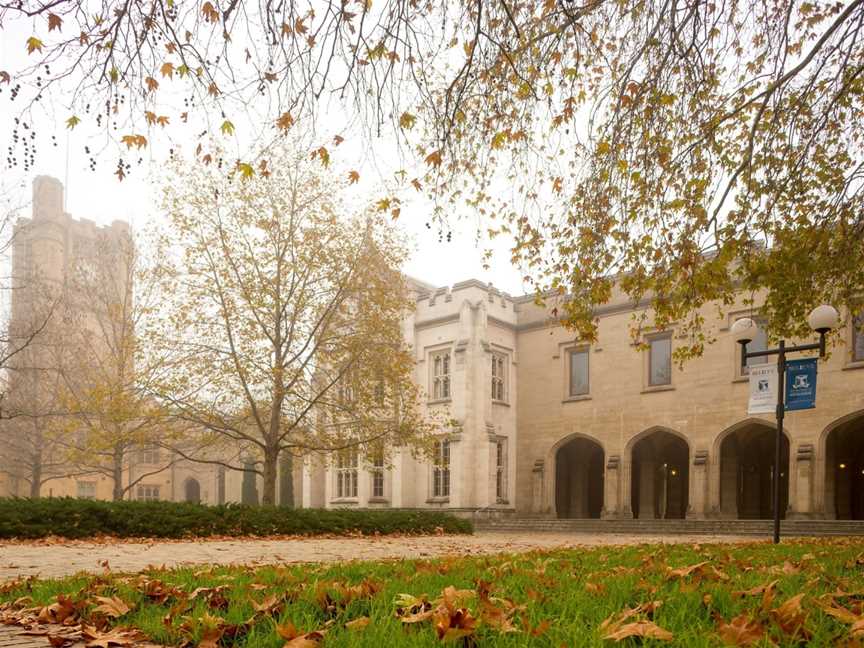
[738,331,828,544]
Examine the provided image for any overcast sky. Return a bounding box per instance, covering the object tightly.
[0,16,528,297]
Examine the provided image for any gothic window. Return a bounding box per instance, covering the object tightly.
[853,313,864,362]
[649,335,672,386]
[136,484,160,502]
[432,439,451,498]
[495,439,508,502]
[335,449,358,499]
[139,446,161,464]
[76,481,96,500]
[431,351,451,400]
[491,353,506,402]
[569,348,589,396]
[370,450,385,498]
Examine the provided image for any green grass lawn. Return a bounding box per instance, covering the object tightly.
[3,538,864,646]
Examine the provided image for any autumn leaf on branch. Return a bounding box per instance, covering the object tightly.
[424,150,442,167]
[25,37,43,54]
[399,112,416,129]
[120,134,147,149]
[66,116,80,129]
[47,13,62,31]
[201,2,220,23]
[276,112,295,131]
[348,170,360,184]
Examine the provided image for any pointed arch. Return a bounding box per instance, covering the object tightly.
[820,409,864,519]
[714,418,790,519]
[184,477,201,504]
[628,427,690,519]
[551,433,605,519]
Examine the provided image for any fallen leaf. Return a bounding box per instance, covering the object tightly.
[92,595,131,618]
[717,613,768,646]
[603,620,673,642]
[344,616,370,631]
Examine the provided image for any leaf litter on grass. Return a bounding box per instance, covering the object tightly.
[3,538,864,645]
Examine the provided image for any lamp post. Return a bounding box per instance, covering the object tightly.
[731,305,839,544]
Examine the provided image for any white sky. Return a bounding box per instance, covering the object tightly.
[0,13,529,297]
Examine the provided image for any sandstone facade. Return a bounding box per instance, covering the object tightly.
[307,279,864,520]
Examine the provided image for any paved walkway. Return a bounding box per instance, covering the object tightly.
[0,532,754,580]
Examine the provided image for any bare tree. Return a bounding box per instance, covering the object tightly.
[153,144,432,505]
[55,226,178,501]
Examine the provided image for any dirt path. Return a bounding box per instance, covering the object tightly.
[0,532,758,580]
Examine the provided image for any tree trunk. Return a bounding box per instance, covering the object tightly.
[241,461,259,505]
[262,448,278,506]
[29,457,42,498]
[279,452,293,508]
[112,448,124,501]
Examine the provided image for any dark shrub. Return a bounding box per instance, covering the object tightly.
[0,497,473,540]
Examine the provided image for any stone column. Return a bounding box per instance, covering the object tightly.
[639,459,655,519]
[602,455,620,519]
[689,450,709,519]
[531,459,545,514]
[788,444,814,519]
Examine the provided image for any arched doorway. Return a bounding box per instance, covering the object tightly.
[824,412,864,519]
[631,429,689,519]
[184,478,201,504]
[718,421,789,519]
[555,437,604,518]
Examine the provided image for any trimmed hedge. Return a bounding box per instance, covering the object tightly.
[0,497,473,540]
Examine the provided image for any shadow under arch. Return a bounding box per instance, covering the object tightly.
[714,418,790,519]
[184,477,201,504]
[820,409,864,520]
[552,433,605,519]
[628,426,690,519]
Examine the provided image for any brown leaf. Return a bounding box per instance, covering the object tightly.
[47,13,62,31]
[344,616,370,631]
[81,625,146,648]
[666,560,710,580]
[771,593,809,639]
[717,613,768,646]
[603,620,673,642]
[91,596,131,618]
[277,621,325,647]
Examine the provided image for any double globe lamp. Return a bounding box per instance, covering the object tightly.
[728,304,839,543]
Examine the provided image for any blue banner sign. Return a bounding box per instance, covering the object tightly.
[785,358,817,411]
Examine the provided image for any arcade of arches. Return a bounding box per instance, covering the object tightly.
[551,413,864,520]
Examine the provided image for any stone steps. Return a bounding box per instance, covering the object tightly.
[474,518,864,536]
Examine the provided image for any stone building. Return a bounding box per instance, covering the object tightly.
[303,279,864,520]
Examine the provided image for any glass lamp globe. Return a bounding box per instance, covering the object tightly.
[731,317,759,344]
[807,304,839,333]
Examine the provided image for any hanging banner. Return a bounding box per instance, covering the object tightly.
[748,362,778,415]
[785,358,818,411]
